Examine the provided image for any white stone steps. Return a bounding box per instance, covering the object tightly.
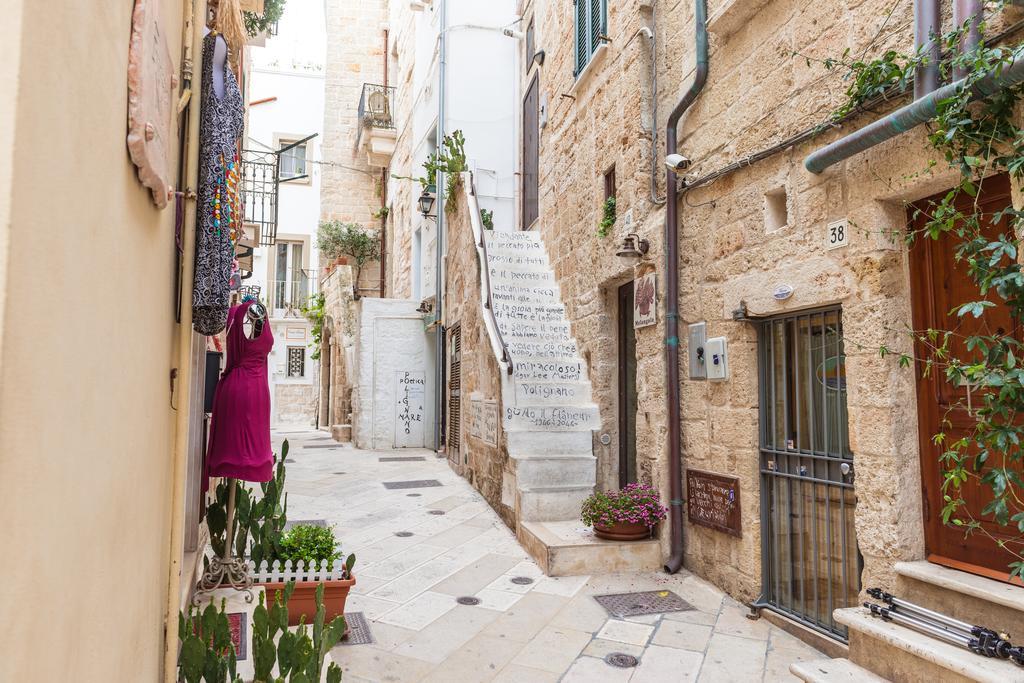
[488,268,556,286]
[510,357,585,382]
[486,253,551,269]
[514,381,592,405]
[518,521,662,576]
[492,302,567,322]
[838,606,1024,683]
[503,404,600,432]
[490,284,561,305]
[518,486,594,523]
[790,658,887,683]
[506,340,577,358]
[511,453,596,489]
[506,430,593,456]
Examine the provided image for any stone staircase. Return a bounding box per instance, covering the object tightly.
[462,178,660,575]
[791,562,1024,682]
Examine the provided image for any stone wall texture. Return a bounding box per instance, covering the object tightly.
[520,0,1024,605]
[444,185,515,527]
[321,0,386,295]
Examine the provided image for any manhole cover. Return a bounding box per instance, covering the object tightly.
[594,590,693,617]
[604,653,638,668]
[510,576,534,585]
[338,612,374,646]
[284,458,295,463]
[394,531,414,537]
[407,493,422,497]
[428,510,446,515]
[383,479,443,490]
[456,596,481,606]
[332,471,346,475]
[379,456,427,462]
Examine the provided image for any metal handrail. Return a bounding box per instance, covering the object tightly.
[474,188,515,376]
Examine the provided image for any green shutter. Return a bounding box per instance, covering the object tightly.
[574,0,587,76]
[590,0,602,55]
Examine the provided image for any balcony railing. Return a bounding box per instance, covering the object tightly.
[268,270,318,317]
[355,83,396,147]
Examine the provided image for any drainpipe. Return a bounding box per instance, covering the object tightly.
[434,0,447,452]
[664,0,708,575]
[164,0,205,679]
[914,0,941,97]
[805,43,1024,174]
[953,0,983,79]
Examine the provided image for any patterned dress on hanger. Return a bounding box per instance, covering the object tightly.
[192,32,244,335]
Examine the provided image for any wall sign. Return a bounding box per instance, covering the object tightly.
[825,219,849,250]
[633,271,657,329]
[686,469,741,537]
[470,398,498,446]
[395,371,425,447]
[286,327,306,340]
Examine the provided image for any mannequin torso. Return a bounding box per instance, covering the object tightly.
[203,26,228,99]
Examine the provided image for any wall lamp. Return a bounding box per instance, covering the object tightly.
[416,298,434,314]
[418,188,436,216]
[533,49,546,67]
[616,233,649,263]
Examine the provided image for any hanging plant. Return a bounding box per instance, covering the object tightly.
[480,209,494,230]
[243,0,287,38]
[597,196,616,238]
[391,130,468,213]
[301,293,325,361]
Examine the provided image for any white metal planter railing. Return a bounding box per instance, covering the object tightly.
[248,558,349,584]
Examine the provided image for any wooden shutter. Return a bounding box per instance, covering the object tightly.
[574,0,587,75]
[522,74,540,229]
[447,325,462,451]
[590,0,603,52]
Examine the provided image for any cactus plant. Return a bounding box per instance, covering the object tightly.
[177,599,238,683]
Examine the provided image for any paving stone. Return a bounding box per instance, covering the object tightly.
[479,593,570,643]
[562,655,635,682]
[392,605,502,664]
[510,625,592,674]
[474,588,526,612]
[582,638,645,660]
[631,644,704,682]
[596,619,655,646]
[699,632,769,682]
[430,553,524,597]
[375,591,457,631]
[652,620,713,651]
[532,574,590,598]
[491,663,560,682]
[420,634,525,682]
[331,644,436,682]
[549,592,616,633]
[713,603,773,640]
[662,607,719,626]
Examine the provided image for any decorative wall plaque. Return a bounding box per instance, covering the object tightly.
[394,371,425,447]
[686,469,741,537]
[127,0,177,209]
[634,271,657,329]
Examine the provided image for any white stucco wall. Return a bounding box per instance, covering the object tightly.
[354,298,436,449]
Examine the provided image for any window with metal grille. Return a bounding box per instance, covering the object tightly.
[287,346,305,378]
[573,0,607,77]
[758,308,861,641]
[448,325,462,451]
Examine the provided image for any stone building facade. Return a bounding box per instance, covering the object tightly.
[500,0,1024,671]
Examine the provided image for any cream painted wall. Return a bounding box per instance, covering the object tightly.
[0,1,185,680]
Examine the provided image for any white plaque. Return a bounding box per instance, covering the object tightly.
[634,271,657,329]
[825,219,849,250]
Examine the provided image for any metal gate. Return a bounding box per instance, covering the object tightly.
[758,307,861,640]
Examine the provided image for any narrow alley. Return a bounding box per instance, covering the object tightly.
[275,429,823,682]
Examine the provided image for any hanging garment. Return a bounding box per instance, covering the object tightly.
[193,32,244,335]
[206,301,274,482]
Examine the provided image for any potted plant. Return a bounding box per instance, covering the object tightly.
[258,524,356,627]
[581,483,668,541]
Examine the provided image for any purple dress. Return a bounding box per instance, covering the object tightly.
[207,301,274,482]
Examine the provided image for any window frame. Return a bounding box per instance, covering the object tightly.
[573,0,608,78]
[274,134,312,185]
[286,345,306,379]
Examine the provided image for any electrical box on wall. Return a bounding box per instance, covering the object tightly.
[705,337,728,381]
[688,322,707,379]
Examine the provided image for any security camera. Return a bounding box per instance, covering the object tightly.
[503,28,525,39]
[665,154,692,172]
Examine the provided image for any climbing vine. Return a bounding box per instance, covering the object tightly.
[821,2,1024,577]
[392,130,469,214]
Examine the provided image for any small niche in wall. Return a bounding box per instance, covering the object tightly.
[764,186,788,233]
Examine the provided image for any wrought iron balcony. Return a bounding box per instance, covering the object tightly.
[356,83,397,167]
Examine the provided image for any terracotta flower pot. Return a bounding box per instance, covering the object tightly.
[593,521,653,541]
[259,575,356,626]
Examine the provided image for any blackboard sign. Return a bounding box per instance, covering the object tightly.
[686,469,741,537]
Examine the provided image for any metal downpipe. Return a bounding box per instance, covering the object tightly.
[954,0,983,80]
[805,44,1024,174]
[664,0,708,575]
[914,0,941,97]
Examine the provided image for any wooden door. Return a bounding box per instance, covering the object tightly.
[522,74,539,230]
[909,173,1023,580]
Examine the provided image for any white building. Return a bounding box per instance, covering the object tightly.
[245,2,326,427]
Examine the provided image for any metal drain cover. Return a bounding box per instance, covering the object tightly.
[394,531,414,537]
[382,479,443,490]
[604,653,638,668]
[510,576,534,585]
[456,596,481,606]
[428,510,446,515]
[332,471,346,475]
[594,590,693,617]
[338,612,374,646]
[407,493,422,497]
